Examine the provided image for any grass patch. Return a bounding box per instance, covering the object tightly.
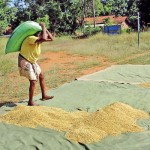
[46,32,150,62]
[120,53,150,64]
[44,64,78,89]
[0,55,17,75]
[75,58,101,71]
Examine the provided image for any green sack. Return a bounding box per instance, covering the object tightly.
[5,21,42,54]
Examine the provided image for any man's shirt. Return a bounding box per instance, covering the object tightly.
[20,36,41,64]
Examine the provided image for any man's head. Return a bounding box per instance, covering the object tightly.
[34,31,42,37]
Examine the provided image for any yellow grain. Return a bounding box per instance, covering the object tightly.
[0,102,149,144]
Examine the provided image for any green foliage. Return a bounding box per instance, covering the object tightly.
[36,15,50,29]
[0,0,17,34]
[127,0,139,29]
[1,0,149,35]
[84,0,105,17]
[121,28,131,33]
[101,0,113,15]
[10,0,81,34]
[38,1,63,32]
[103,17,113,25]
[55,0,80,34]
[95,0,105,16]
[84,26,101,36]
[107,0,128,16]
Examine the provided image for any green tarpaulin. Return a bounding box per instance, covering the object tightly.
[1,65,150,150]
[78,65,150,84]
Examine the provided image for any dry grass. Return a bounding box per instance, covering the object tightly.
[48,32,150,61]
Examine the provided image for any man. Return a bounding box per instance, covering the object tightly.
[18,22,54,106]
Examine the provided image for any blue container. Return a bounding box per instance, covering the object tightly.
[104,25,121,35]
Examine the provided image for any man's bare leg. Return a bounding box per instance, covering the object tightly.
[39,73,54,100]
[28,80,38,106]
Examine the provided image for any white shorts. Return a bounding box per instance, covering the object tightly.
[18,54,41,80]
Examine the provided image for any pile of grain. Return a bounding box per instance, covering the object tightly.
[0,102,149,144]
[0,106,89,131]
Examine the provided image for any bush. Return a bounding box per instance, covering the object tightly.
[121,28,131,33]
[36,15,50,29]
[84,26,101,36]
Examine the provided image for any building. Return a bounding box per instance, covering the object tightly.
[84,15,129,29]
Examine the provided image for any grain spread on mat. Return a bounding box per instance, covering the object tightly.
[0,102,149,144]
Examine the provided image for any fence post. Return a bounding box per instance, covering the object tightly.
[138,12,140,48]
[92,0,96,28]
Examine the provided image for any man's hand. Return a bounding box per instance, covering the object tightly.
[36,22,54,43]
[39,22,45,28]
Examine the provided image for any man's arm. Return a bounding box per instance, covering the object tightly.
[36,23,54,43]
[40,23,47,40]
[46,29,54,41]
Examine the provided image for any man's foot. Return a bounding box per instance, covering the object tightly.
[41,95,54,101]
[28,102,39,106]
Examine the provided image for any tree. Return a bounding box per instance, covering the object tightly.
[107,0,128,16]
[41,1,63,33]
[83,0,104,17]
[139,0,150,25]
[56,0,81,34]
[101,0,112,15]
[11,0,41,28]
[2,0,83,35]
[127,0,139,29]
[0,0,17,34]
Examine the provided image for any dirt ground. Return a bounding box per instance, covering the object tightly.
[39,51,113,75]
[39,50,150,75]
